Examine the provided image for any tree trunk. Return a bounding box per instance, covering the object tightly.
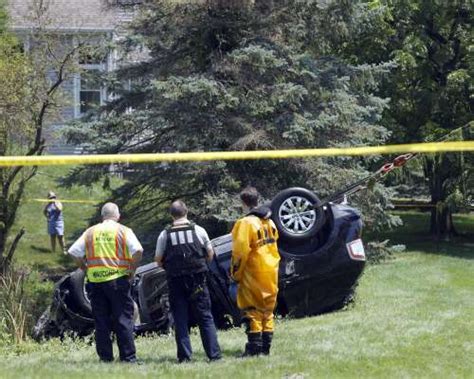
[0,190,10,269]
[0,226,6,267]
[430,205,456,241]
[428,159,457,240]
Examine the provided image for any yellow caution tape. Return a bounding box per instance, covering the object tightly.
[30,198,98,204]
[0,141,472,167]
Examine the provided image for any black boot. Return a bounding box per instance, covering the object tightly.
[242,332,262,357]
[261,332,273,355]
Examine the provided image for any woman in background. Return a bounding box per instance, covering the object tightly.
[43,191,66,254]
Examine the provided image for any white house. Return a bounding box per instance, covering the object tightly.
[7,0,142,153]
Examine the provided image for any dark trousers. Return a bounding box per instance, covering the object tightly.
[89,276,136,362]
[168,273,221,361]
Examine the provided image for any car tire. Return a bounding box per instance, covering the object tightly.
[271,187,325,241]
[69,269,92,315]
[322,287,357,314]
[33,307,60,341]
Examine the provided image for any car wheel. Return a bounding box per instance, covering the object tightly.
[69,269,92,315]
[271,187,325,241]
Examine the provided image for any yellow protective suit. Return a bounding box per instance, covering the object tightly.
[231,211,280,333]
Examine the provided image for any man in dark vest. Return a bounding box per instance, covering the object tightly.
[155,200,221,363]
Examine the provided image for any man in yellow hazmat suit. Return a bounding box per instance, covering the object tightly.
[231,186,280,356]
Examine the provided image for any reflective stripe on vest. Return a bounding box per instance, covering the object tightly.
[168,229,195,246]
[252,220,277,248]
[87,258,132,268]
[84,223,132,283]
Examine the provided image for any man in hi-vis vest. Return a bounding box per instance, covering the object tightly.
[68,203,143,363]
[155,200,221,363]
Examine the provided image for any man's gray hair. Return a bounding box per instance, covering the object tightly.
[101,202,120,220]
[170,200,188,219]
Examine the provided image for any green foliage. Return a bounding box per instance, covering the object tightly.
[296,0,474,236]
[0,0,6,34]
[67,0,398,237]
[359,0,473,236]
[0,1,38,270]
[365,239,405,264]
[0,35,33,140]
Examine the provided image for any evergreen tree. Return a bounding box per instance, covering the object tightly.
[67,0,399,239]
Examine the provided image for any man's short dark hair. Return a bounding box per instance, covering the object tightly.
[170,200,188,219]
[240,186,259,208]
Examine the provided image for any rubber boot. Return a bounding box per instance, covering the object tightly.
[261,332,273,355]
[242,332,262,357]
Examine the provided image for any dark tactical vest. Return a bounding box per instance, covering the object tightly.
[163,223,208,277]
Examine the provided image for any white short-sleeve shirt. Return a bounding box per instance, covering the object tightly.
[68,220,143,258]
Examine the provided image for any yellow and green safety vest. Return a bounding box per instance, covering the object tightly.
[84,222,133,283]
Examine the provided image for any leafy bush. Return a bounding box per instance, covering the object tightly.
[366,240,406,264]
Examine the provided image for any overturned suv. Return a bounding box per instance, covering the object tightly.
[34,187,366,340]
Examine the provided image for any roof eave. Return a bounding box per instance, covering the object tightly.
[10,26,116,33]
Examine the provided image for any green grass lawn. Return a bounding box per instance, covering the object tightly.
[2,213,473,378]
[10,166,116,273]
[7,170,474,379]
[367,211,474,259]
[1,250,472,378]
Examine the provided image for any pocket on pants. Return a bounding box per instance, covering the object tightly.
[116,277,131,292]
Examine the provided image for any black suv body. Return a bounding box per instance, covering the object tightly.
[34,188,366,339]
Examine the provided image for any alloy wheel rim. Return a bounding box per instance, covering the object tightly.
[278,196,316,235]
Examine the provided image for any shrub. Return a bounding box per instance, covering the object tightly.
[366,240,406,264]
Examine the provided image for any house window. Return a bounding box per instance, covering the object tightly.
[80,70,103,114]
[75,39,109,117]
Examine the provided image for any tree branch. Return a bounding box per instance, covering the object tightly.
[3,228,25,267]
[6,43,81,186]
[423,15,447,45]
